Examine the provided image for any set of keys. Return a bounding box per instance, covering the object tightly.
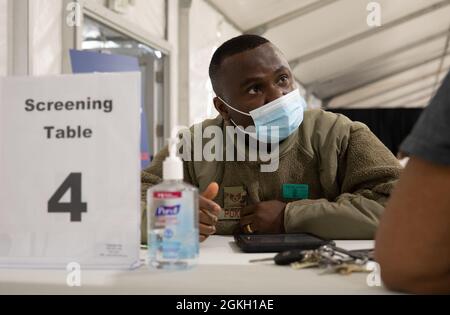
[250,245,374,275]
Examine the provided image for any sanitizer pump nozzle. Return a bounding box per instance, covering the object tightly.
[162,132,183,181]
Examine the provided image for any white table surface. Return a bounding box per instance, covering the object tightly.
[0,236,394,295]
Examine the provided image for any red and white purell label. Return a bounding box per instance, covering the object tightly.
[153,191,182,199]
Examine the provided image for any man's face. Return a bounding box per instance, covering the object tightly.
[214,43,296,128]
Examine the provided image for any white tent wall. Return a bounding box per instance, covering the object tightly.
[166,0,179,133]
[189,0,240,125]
[208,0,450,110]
[0,0,7,76]
[30,0,63,76]
[89,0,166,40]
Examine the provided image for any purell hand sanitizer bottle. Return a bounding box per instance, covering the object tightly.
[147,135,199,270]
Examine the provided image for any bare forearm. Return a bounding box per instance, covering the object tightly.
[375,157,450,294]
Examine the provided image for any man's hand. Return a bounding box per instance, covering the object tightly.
[199,182,221,242]
[240,200,286,234]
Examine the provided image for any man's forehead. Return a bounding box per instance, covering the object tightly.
[220,43,290,79]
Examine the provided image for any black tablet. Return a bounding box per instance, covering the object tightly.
[234,233,331,253]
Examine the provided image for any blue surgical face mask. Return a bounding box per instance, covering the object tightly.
[218,89,307,143]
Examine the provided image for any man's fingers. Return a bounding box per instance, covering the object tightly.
[200,223,216,235]
[199,196,221,216]
[201,182,219,200]
[198,183,220,240]
[240,204,256,217]
[200,209,218,225]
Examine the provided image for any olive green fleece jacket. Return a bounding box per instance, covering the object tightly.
[141,109,402,243]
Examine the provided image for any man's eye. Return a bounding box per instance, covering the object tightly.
[248,85,261,95]
[278,75,289,85]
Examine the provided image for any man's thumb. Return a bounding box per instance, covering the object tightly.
[201,182,219,200]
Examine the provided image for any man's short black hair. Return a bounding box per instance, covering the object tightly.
[209,35,270,94]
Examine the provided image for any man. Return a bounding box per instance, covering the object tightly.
[375,71,450,294]
[141,35,401,243]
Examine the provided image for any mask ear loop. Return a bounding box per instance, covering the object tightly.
[217,97,252,116]
[217,96,257,137]
[229,119,256,136]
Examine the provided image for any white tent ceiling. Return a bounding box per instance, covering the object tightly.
[206,0,450,108]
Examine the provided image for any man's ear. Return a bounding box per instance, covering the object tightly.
[213,97,230,122]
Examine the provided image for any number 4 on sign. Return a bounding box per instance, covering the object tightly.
[48,173,87,222]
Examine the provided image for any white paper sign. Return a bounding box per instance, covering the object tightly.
[0,73,141,269]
